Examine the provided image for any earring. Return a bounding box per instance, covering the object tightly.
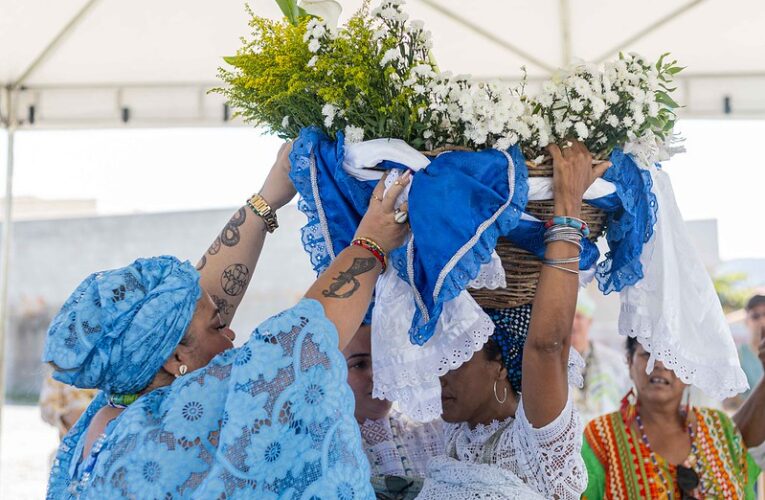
[179,364,188,376]
[493,380,508,405]
[620,387,639,424]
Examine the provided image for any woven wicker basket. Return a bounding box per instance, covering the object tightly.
[419,147,608,308]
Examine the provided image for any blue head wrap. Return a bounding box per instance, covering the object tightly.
[485,304,532,394]
[42,256,201,395]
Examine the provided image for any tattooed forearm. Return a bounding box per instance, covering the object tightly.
[196,255,207,271]
[208,236,222,256]
[321,257,377,299]
[221,207,247,247]
[211,294,233,316]
[221,263,250,296]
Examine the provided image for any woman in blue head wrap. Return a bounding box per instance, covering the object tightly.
[415,141,611,499]
[43,142,411,499]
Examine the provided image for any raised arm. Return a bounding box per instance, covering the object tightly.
[733,328,765,448]
[197,143,296,326]
[306,171,411,350]
[521,142,610,427]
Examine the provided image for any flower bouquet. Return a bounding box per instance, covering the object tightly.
[215,0,746,421]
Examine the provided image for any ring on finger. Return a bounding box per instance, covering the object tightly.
[393,180,403,187]
[562,141,573,149]
[371,194,383,202]
[394,209,408,224]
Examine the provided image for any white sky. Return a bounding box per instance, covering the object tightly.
[1,119,763,261]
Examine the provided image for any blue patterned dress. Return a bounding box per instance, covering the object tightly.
[47,299,373,499]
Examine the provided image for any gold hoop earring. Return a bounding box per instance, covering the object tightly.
[493,380,508,404]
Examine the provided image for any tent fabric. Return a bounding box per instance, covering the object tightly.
[1,0,764,128]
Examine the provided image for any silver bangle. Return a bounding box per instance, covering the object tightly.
[543,263,580,275]
[544,256,581,265]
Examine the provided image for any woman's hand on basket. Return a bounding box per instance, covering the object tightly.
[354,170,412,253]
[548,141,611,218]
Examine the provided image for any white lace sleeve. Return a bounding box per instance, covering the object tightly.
[505,397,587,499]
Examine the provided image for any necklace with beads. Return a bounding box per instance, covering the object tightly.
[635,409,701,496]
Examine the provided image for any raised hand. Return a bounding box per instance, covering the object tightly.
[548,141,611,217]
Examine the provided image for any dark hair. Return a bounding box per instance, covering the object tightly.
[746,294,765,312]
[625,336,639,362]
[483,337,504,365]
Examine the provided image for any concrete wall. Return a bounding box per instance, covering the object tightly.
[3,205,314,399]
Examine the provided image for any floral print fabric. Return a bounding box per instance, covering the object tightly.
[47,299,373,499]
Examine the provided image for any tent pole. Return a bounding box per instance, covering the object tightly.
[0,87,16,478]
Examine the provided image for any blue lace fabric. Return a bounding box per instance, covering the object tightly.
[290,127,528,346]
[46,299,373,499]
[289,127,657,347]
[593,149,658,294]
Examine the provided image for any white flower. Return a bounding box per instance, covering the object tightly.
[281,116,290,128]
[307,55,318,68]
[623,116,634,127]
[299,0,342,32]
[308,38,321,53]
[322,103,338,128]
[574,122,589,140]
[380,48,401,67]
[408,19,425,31]
[606,114,619,127]
[344,125,364,144]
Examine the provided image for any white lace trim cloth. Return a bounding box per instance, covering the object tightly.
[372,268,586,421]
[359,409,444,477]
[417,456,544,499]
[617,164,748,400]
[435,396,586,499]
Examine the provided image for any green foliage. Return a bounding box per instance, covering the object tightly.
[714,272,753,313]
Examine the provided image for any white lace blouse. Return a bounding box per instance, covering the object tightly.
[360,408,444,477]
[439,396,587,499]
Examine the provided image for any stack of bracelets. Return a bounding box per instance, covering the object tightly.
[352,237,387,272]
[542,216,589,275]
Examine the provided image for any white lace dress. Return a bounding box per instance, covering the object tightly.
[417,396,587,499]
[361,409,444,477]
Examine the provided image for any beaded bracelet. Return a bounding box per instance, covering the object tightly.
[544,216,590,238]
[352,237,387,272]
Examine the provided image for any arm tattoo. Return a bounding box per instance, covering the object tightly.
[207,236,222,256]
[321,257,377,299]
[221,263,250,296]
[196,255,207,271]
[211,294,233,316]
[221,207,247,247]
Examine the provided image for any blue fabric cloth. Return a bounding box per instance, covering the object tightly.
[289,128,658,348]
[594,149,658,294]
[47,299,373,500]
[41,256,200,395]
[290,128,528,346]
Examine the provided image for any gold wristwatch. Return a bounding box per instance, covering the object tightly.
[247,194,278,233]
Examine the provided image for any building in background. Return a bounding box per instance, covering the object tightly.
[3,204,314,400]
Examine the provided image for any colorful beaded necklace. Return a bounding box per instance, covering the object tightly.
[635,409,701,497]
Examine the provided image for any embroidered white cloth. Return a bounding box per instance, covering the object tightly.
[416,456,544,499]
[360,409,444,477]
[617,165,748,399]
[427,396,586,499]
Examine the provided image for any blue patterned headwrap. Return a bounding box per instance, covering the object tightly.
[485,304,532,394]
[42,256,201,395]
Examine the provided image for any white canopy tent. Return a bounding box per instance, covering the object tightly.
[1,0,764,464]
